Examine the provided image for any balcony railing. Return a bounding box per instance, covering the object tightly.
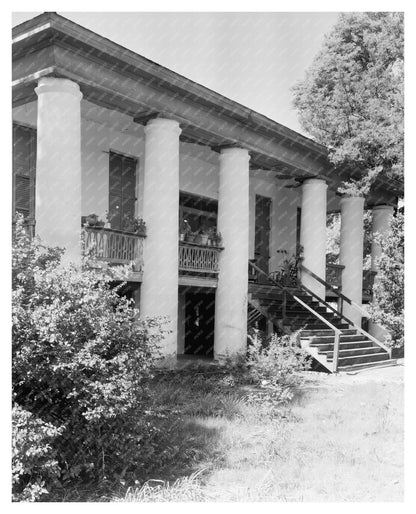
[83,227,144,271]
[179,241,222,274]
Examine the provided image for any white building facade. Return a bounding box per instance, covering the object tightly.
[12,13,402,364]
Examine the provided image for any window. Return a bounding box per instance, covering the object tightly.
[13,124,36,219]
[108,151,137,231]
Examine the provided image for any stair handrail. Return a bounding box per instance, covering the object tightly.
[301,264,370,318]
[248,261,342,371]
[299,264,391,357]
[292,294,341,372]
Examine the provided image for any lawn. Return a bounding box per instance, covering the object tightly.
[109,364,403,502]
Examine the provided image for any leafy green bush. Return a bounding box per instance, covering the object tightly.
[12,215,166,500]
[12,404,62,502]
[369,211,404,348]
[246,331,310,401]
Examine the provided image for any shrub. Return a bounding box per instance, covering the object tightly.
[12,404,62,502]
[369,211,404,348]
[246,331,310,401]
[12,215,166,500]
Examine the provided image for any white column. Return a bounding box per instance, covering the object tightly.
[35,77,82,263]
[140,117,181,358]
[369,204,394,339]
[300,178,327,300]
[214,147,250,360]
[339,196,365,326]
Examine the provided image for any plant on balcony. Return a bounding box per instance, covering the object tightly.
[122,213,147,235]
[196,229,209,246]
[208,229,222,247]
[179,219,192,242]
[271,249,302,287]
[83,213,105,228]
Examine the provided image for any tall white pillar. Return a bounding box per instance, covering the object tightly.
[339,196,365,326]
[214,147,250,360]
[369,204,394,340]
[140,117,181,357]
[300,178,327,300]
[35,77,82,263]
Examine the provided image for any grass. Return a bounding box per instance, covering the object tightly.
[110,364,403,502]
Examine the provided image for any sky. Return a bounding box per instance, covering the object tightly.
[12,11,340,135]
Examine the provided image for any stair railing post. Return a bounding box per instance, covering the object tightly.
[333,329,341,372]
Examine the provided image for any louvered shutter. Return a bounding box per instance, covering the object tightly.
[13,124,36,219]
[109,152,137,230]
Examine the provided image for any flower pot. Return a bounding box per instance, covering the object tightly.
[197,234,209,245]
[186,233,196,243]
[179,233,185,242]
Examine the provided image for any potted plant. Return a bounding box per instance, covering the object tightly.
[134,217,147,236]
[213,231,222,247]
[186,231,198,243]
[121,213,147,235]
[207,226,217,246]
[196,229,209,246]
[84,213,105,227]
[179,219,192,242]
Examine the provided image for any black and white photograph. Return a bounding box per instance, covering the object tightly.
[8,2,406,505]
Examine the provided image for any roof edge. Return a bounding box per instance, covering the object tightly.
[12,11,328,157]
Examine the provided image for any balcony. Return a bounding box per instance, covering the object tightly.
[83,227,145,279]
[178,240,222,287]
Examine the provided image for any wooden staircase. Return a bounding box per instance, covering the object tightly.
[248,263,396,373]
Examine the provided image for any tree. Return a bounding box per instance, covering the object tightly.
[326,210,373,269]
[369,211,404,348]
[293,12,404,195]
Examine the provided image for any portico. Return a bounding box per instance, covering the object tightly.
[12,12,403,365]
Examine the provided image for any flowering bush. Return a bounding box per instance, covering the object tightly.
[12,405,62,502]
[12,215,165,500]
[246,331,310,401]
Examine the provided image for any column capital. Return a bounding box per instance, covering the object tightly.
[144,116,182,136]
[302,177,327,188]
[219,146,250,162]
[340,195,365,206]
[35,77,82,100]
[372,204,395,212]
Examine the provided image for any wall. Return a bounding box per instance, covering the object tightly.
[13,100,303,277]
[179,142,219,199]
[249,171,301,274]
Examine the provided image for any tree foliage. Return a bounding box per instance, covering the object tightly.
[326,210,373,269]
[12,216,166,501]
[293,12,404,195]
[369,211,404,348]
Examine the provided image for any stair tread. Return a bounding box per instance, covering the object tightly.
[337,359,397,372]
[328,352,389,363]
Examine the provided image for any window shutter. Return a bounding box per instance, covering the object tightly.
[109,151,137,230]
[13,124,36,219]
[15,175,30,217]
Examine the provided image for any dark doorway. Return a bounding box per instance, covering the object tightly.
[184,292,215,357]
[254,195,271,283]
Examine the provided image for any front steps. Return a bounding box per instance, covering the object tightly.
[248,283,396,373]
[301,328,396,372]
